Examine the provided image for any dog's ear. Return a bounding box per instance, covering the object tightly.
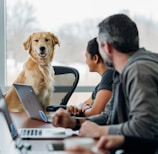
[49,32,60,46]
[23,34,32,50]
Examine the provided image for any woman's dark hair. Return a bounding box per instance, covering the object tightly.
[87,37,103,60]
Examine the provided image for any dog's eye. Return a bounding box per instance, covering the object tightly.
[45,39,49,42]
[34,39,39,42]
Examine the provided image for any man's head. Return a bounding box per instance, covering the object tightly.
[98,14,139,53]
[97,14,139,68]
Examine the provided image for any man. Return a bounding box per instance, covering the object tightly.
[65,135,158,154]
[52,14,158,139]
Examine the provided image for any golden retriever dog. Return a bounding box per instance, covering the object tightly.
[5,32,60,112]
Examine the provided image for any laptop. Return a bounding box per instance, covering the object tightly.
[13,83,52,123]
[0,90,71,154]
[0,87,78,141]
[0,89,25,154]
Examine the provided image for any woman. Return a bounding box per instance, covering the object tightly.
[67,38,114,117]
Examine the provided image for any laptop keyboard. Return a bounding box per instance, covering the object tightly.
[20,129,42,136]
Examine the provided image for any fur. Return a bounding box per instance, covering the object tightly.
[5,32,60,112]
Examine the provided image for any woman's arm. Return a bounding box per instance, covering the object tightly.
[83,89,112,116]
[67,88,112,117]
[67,97,92,116]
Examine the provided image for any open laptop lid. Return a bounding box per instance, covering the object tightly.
[13,83,51,123]
[0,88,18,140]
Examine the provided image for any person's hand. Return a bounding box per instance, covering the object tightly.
[67,105,82,116]
[65,146,95,154]
[81,103,91,110]
[65,135,124,154]
[52,108,76,129]
[79,121,109,138]
[97,135,125,153]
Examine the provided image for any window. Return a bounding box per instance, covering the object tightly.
[1,0,158,104]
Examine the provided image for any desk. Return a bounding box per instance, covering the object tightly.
[10,112,66,154]
[11,112,54,129]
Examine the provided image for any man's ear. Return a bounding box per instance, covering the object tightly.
[105,42,112,55]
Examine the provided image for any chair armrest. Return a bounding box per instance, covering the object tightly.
[46,105,67,112]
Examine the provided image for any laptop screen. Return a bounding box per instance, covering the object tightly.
[0,89,18,140]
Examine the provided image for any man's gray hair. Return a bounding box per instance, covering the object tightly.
[98,14,139,53]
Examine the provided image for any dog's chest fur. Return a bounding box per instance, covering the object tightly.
[37,64,54,105]
[23,59,54,106]
[38,64,54,87]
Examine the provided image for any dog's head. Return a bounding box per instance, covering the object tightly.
[23,32,60,64]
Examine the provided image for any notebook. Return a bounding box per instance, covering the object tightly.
[0,87,77,140]
[13,83,52,123]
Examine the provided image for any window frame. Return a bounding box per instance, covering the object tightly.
[0,0,7,92]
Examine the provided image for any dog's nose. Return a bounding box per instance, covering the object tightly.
[40,46,45,52]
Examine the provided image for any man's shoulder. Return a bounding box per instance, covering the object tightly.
[129,48,158,64]
[123,48,158,74]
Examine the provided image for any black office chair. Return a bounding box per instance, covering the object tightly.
[46,65,79,112]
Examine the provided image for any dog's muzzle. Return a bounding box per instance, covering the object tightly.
[39,46,47,57]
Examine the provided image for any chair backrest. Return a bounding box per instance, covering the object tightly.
[51,65,79,106]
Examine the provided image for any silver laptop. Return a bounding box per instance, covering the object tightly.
[13,83,52,123]
[0,87,73,140]
[0,89,24,153]
[0,89,18,140]
[0,88,72,154]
